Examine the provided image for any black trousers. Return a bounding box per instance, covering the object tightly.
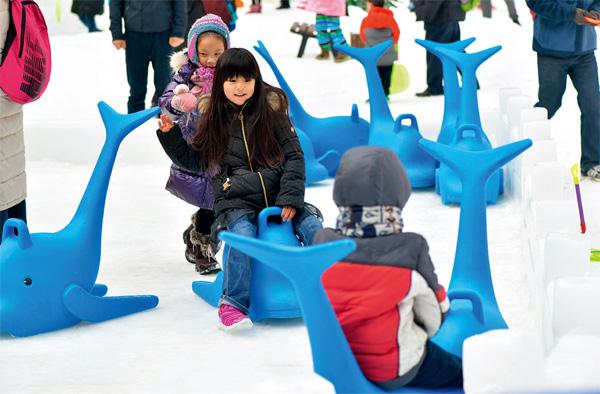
[377,65,393,96]
[407,341,463,388]
[124,30,173,114]
[536,53,600,172]
[424,22,461,92]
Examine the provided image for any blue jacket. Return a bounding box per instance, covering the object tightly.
[527,0,600,57]
[109,0,187,40]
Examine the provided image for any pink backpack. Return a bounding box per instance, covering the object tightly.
[0,0,51,104]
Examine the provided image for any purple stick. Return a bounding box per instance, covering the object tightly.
[575,183,586,233]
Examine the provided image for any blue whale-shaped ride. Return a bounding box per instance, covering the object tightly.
[0,102,160,337]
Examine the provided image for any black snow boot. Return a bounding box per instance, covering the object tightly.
[182,209,220,275]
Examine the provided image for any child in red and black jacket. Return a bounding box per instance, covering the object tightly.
[360,0,400,97]
[314,146,463,390]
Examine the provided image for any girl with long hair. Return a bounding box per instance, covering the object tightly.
[157,48,323,331]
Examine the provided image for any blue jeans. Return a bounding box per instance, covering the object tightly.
[124,30,173,114]
[536,53,600,172]
[220,210,323,314]
[0,200,27,245]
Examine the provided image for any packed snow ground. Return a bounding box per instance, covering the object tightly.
[1,1,600,393]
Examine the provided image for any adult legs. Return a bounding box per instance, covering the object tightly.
[422,22,460,94]
[150,30,174,108]
[125,31,151,113]
[569,53,600,172]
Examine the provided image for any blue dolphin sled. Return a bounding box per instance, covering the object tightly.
[192,207,304,321]
[0,102,160,337]
[334,41,437,188]
[254,40,369,175]
[420,137,532,357]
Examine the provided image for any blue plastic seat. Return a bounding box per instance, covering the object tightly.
[333,42,436,188]
[419,137,532,357]
[192,207,304,321]
[435,125,503,205]
[0,102,160,337]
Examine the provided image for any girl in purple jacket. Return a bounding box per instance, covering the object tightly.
[158,14,230,274]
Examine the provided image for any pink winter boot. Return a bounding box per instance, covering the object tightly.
[247,4,261,13]
[218,304,253,331]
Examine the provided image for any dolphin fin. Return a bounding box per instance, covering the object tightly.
[351,104,359,122]
[63,284,159,323]
[91,284,108,297]
[317,150,341,177]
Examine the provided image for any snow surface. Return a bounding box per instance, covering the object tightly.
[1,0,599,393]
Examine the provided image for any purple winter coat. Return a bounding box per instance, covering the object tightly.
[159,60,214,209]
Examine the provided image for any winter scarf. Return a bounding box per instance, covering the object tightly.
[335,206,403,238]
[190,65,215,97]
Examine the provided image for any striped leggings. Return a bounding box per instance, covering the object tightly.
[315,14,347,50]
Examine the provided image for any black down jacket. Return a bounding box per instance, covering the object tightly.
[157,93,306,220]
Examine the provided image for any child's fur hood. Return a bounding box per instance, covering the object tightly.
[170,49,190,72]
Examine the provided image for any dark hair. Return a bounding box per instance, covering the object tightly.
[369,0,385,7]
[192,48,287,173]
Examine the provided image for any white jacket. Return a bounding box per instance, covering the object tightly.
[0,0,26,211]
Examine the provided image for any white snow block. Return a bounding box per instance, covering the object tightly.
[534,200,580,238]
[481,107,507,147]
[553,277,600,338]
[499,87,522,115]
[520,107,547,125]
[531,162,565,202]
[463,329,545,393]
[544,233,591,285]
[507,96,534,132]
[521,140,557,175]
[522,120,551,141]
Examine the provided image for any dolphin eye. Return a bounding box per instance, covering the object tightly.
[24,278,32,286]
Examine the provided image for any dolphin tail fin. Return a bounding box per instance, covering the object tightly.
[97,101,160,144]
[63,284,159,323]
[419,138,532,182]
[415,37,476,57]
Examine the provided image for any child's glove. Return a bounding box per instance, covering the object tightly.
[171,84,198,113]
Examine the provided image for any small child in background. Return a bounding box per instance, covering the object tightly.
[360,0,400,98]
[315,146,463,389]
[158,14,230,275]
[304,0,350,62]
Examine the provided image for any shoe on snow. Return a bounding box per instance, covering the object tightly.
[218,304,253,331]
[583,165,600,182]
[196,260,221,275]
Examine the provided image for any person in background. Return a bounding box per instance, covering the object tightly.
[526,0,600,181]
[412,0,466,97]
[110,0,187,113]
[71,0,104,32]
[278,0,290,9]
[158,14,230,275]
[305,0,350,62]
[360,0,400,98]
[0,0,26,243]
[249,0,261,13]
[315,146,463,389]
